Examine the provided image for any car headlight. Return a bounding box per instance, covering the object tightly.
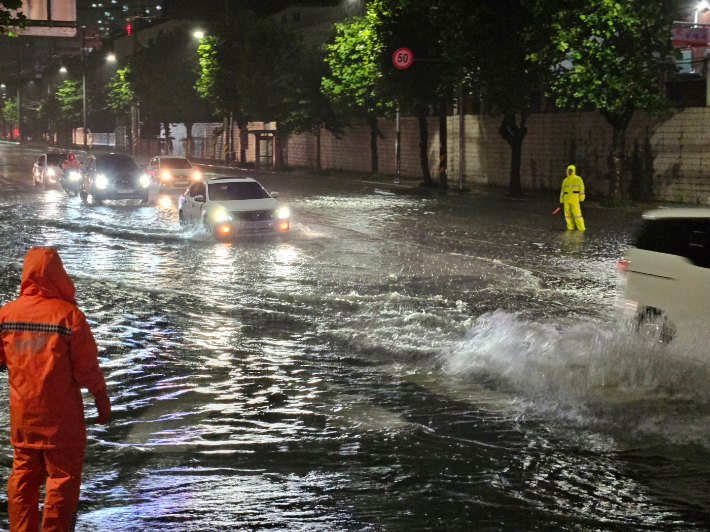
[46,168,56,177]
[191,171,202,180]
[160,170,172,181]
[95,173,108,189]
[276,206,290,220]
[140,174,151,188]
[212,209,233,223]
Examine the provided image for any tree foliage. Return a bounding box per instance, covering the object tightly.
[55,79,84,126]
[438,0,551,197]
[323,16,394,173]
[529,0,679,198]
[128,29,209,131]
[106,67,134,119]
[2,98,18,124]
[0,0,26,35]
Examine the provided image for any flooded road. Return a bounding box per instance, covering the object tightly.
[1,145,709,530]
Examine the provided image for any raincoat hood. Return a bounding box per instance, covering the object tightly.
[567,165,576,176]
[19,247,76,304]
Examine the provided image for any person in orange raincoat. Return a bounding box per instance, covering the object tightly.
[0,247,111,532]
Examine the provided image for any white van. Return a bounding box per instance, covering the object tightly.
[618,208,710,346]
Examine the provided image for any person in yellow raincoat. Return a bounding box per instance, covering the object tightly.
[559,165,585,231]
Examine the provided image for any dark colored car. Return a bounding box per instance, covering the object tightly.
[80,154,151,205]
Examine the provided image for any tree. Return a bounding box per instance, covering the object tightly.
[529,0,678,199]
[442,0,551,198]
[38,94,61,141]
[106,67,135,121]
[129,29,211,155]
[3,98,18,125]
[0,0,26,35]
[279,47,343,171]
[197,16,309,164]
[323,17,394,174]
[369,0,459,187]
[55,79,84,126]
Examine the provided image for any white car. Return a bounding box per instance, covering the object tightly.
[178,176,290,238]
[147,156,201,188]
[618,208,710,346]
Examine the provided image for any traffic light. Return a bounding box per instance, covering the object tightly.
[126,23,131,35]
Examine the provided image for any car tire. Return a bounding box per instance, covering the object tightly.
[635,307,675,343]
[43,176,49,190]
[80,190,89,204]
[179,211,185,227]
[140,195,149,205]
[203,216,213,236]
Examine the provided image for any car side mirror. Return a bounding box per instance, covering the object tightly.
[194,195,205,203]
[270,192,279,198]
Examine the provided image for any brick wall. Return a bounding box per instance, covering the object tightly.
[285,108,710,204]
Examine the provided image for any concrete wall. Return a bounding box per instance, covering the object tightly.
[285,108,710,204]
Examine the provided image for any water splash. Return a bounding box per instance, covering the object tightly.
[443,311,710,443]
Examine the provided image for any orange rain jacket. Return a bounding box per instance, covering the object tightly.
[0,247,108,449]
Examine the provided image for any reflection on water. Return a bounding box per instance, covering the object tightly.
[0,174,707,530]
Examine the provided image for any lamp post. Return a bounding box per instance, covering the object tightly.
[695,0,710,25]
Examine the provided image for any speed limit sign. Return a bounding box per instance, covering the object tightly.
[393,48,414,69]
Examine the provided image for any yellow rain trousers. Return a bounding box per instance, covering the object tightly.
[559,165,586,231]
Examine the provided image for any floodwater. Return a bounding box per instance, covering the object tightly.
[0,145,708,531]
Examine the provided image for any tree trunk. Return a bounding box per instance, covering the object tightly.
[601,108,633,200]
[163,122,171,155]
[316,127,322,172]
[418,108,433,186]
[498,113,528,198]
[438,100,448,190]
[367,115,378,174]
[239,125,248,166]
[609,125,627,199]
[185,122,193,158]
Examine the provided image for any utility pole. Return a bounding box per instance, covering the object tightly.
[458,87,464,190]
[394,107,401,184]
[81,27,88,149]
[17,85,22,144]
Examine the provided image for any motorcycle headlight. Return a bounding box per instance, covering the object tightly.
[46,168,56,177]
[68,171,80,181]
[212,209,233,223]
[192,171,202,181]
[160,170,172,181]
[95,174,108,189]
[276,206,290,220]
[140,174,151,188]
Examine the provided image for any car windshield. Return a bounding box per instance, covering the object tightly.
[46,154,68,165]
[97,157,139,172]
[161,158,192,169]
[208,182,270,201]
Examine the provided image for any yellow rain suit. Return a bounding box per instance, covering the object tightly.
[559,165,586,231]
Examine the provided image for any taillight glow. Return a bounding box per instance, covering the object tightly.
[278,221,289,231]
[616,259,630,272]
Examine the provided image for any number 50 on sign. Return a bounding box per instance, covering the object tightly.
[393,48,414,69]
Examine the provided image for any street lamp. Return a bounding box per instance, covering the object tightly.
[695,0,710,24]
[106,53,116,62]
[193,30,204,39]
[59,66,68,73]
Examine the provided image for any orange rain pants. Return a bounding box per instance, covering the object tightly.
[8,446,84,532]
